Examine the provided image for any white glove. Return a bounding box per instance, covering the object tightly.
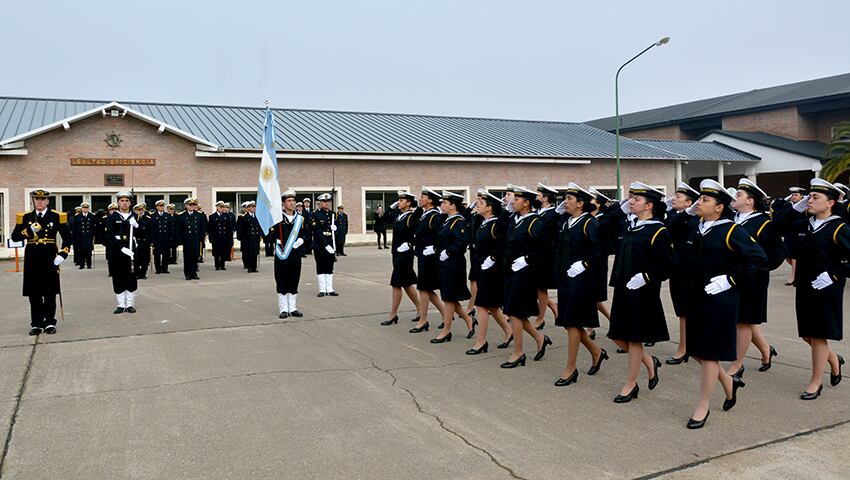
[620,198,631,214]
[555,199,567,215]
[665,197,674,211]
[812,271,834,290]
[325,245,335,254]
[686,203,699,216]
[129,217,139,228]
[331,224,338,231]
[504,195,516,213]
[626,273,647,290]
[792,195,810,213]
[784,194,793,202]
[439,250,449,262]
[396,242,411,253]
[293,238,304,249]
[389,201,399,210]
[121,247,134,259]
[481,256,496,270]
[704,275,732,295]
[53,255,65,266]
[30,222,42,233]
[422,245,436,256]
[567,260,586,278]
[511,256,528,272]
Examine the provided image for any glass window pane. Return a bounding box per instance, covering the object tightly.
[60,195,84,216]
[90,195,113,214]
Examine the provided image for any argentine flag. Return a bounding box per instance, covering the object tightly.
[256,108,283,232]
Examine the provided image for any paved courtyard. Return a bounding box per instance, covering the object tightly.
[0,247,847,479]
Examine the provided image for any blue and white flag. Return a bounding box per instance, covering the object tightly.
[256,108,283,232]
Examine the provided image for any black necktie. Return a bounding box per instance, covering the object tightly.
[38,212,43,220]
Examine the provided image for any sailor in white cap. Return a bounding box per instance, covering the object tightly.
[150,199,173,274]
[429,191,476,344]
[131,202,152,279]
[208,200,235,271]
[105,190,143,314]
[682,179,768,429]
[273,190,309,318]
[175,197,206,280]
[773,186,809,285]
[585,188,616,341]
[772,178,849,400]
[311,193,339,296]
[73,201,96,269]
[166,203,179,264]
[534,182,561,331]
[499,185,552,368]
[236,200,261,273]
[724,178,785,379]
[380,191,423,326]
[409,187,448,333]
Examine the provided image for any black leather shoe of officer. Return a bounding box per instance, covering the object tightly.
[327,291,339,296]
[125,306,137,313]
[44,325,57,335]
[29,327,43,336]
[279,312,289,319]
[317,292,326,297]
[113,307,125,314]
[290,310,303,318]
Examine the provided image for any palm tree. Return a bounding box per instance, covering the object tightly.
[820,121,850,182]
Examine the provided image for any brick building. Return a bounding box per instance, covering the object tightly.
[0,97,753,252]
[586,72,850,194]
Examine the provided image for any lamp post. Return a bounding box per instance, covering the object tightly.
[615,36,670,199]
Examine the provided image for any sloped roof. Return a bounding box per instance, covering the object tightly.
[634,139,760,162]
[698,130,827,160]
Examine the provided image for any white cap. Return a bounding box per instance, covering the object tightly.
[317,193,332,201]
[441,190,465,201]
[536,182,559,195]
[281,190,297,199]
[737,178,768,199]
[629,182,665,200]
[564,182,593,201]
[676,181,700,198]
[589,188,613,203]
[810,178,843,198]
[699,179,734,203]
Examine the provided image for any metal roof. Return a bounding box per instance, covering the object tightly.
[586,72,850,132]
[634,139,760,162]
[698,130,827,160]
[0,96,751,162]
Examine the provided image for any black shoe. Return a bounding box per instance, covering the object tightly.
[381,315,399,326]
[533,335,552,361]
[186,277,192,281]
[497,335,514,349]
[290,310,303,318]
[126,306,136,313]
[466,318,478,339]
[340,253,347,256]
[468,309,476,317]
[588,330,596,340]
[86,266,92,269]
[113,307,125,314]
[730,365,745,379]
[162,270,169,274]
[409,323,430,333]
[831,355,845,387]
[666,354,689,365]
[328,291,339,297]
[723,377,745,411]
[191,275,200,280]
[155,271,162,274]
[221,267,226,270]
[466,342,489,355]
[317,292,326,298]
[800,385,823,400]
[616,348,627,354]
[78,265,84,270]
[554,370,578,387]
[29,327,43,336]
[614,385,639,403]
[44,325,57,334]
[411,315,420,323]
[279,312,289,319]
[430,332,452,344]
[687,411,709,429]
[644,342,655,347]
[437,322,445,330]
[648,356,662,390]
[535,320,545,331]
[500,354,526,368]
[587,349,609,376]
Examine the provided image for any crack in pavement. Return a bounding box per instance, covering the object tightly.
[0,335,39,478]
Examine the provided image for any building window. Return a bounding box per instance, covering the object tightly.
[365,191,397,231]
[214,191,257,212]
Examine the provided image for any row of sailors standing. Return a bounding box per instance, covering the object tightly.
[380,178,847,429]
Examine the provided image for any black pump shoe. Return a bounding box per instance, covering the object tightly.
[467,318,478,339]
[113,307,125,314]
[644,342,655,347]
[535,321,545,331]
[500,354,526,368]
[125,306,136,313]
[534,335,552,361]
[800,385,823,400]
[554,370,578,387]
[381,315,399,326]
[410,315,420,323]
[648,356,662,390]
[723,377,746,411]
[830,355,844,387]
[430,332,452,344]
[687,411,709,429]
[666,354,689,365]
[759,345,777,372]
[496,335,513,349]
[466,342,489,355]
[730,365,745,379]
[279,312,289,319]
[614,385,639,403]
[616,348,627,354]
[289,310,303,318]
[587,349,609,376]
[588,329,597,340]
[409,323,430,333]
[437,322,445,330]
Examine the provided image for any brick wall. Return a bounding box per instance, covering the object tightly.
[622,124,691,140]
[722,106,818,141]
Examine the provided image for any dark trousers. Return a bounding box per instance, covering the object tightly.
[335,233,347,254]
[169,246,178,264]
[244,253,258,272]
[314,249,335,274]
[184,245,199,278]
[376,230,387,248]
[214,254,227,269]
[76,249,93,268]
[109,251,138,294]
[153,247,169,273]
[28,295,57,328]
[134,246,150,278]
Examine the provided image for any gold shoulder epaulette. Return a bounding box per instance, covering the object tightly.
[55,210,68,224]
[16,212,26,224]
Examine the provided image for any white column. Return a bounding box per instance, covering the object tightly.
[745,165,757,182]
[675,160,683,185]
[717,162,725,186]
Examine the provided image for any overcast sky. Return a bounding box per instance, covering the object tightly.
[2,0,847,122]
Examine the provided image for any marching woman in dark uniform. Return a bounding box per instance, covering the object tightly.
[584,189,616,340]
[409,188,448,334]
[665,182,701,365]
[467,189,513,354]
[533,183,560,330]
[11,189,72,335]
[553,183,607,386]
[380,191,422,326]
[273,191,309,318]
[500,185,552,368]
[604,183,675,400]
[725,179,785,378]
[431,191,476,343]
[773,178,849,399]
[684,180,767,428]
[776,186,807,285]
[106,191,145,314]
[464,203,483,318]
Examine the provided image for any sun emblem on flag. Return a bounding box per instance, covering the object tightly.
[261,165,274,181]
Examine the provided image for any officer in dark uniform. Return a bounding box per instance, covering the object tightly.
[133,203,152,279]
[273,190,310,318]
[175,198,206,280]
[101,203,118,272]
[11,189,72,335]
[312,193,339,296]
[300,198,313,258]
[237,200,262,272]
[534,183,561,330]
[106,191,144,313]
[166,204,179,264]
[335,205,349,256]
[73,201,96,269]
[150,200,174,274]
[263,225,276,258]
[70,206,81,265]
[224,202,237,261]
[208,200,235,270]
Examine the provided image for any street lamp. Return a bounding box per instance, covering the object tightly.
[614,36,670,199]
